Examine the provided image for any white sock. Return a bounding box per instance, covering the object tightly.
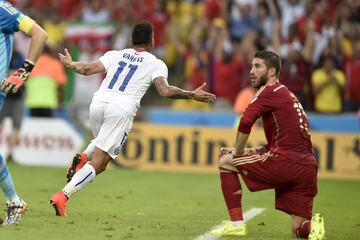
[63,163,96,198]
[7,196,21,206]
[232,220,245,226]
[83,140,95,157]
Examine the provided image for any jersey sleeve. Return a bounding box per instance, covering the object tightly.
[0,1,21,32]
[151,59,168,81]
[99,50,117,72]
[238,87,273,133]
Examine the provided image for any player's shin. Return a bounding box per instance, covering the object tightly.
[220,170,243,221]
[63,163,96,198]
[0,155,20,204]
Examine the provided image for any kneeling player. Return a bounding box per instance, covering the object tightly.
[211,51,325,239]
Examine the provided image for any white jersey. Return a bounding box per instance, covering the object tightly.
[93,48,168,114]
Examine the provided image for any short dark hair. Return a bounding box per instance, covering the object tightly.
[254,50,281,77]
[132,22,154,46]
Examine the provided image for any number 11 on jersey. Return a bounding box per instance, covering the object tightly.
[108,61,138,91]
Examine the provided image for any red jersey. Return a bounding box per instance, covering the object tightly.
[238,82,316,165]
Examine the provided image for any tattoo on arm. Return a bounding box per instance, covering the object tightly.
[72,62,90,75]
[71,61,104,76]
[153,77,194,99]
[166,86,194,99]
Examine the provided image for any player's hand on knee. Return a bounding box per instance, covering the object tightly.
[218,147,235,158]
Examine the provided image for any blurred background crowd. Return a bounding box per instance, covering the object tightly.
[5,0,360,124]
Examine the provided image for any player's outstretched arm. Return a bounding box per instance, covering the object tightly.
[153,77,216,103]
[59,48,105,76]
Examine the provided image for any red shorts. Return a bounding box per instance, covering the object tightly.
[232,152,317,219]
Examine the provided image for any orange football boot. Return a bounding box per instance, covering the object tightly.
[66,153,88,182]
[50,191,68,216]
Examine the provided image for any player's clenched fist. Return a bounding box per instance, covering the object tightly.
[0,59,34,94]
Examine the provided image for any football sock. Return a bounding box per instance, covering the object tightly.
[296,220,311,238]
[232,220,245,226]
[63,163,96,198]
[220,170,243,221]
[83,141,95,157]
[0,154,20,203]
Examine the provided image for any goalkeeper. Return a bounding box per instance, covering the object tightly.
[0,0,47,226]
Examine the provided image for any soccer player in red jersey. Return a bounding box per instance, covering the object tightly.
[211,51,325,239]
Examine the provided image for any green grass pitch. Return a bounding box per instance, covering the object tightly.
[1,163,359,240]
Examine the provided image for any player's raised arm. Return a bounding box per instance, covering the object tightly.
[59,48,106,76]
[153,77,216,103]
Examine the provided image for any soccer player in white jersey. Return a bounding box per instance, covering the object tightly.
[50,21,216,216]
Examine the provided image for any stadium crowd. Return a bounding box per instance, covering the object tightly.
[7,0,360,115]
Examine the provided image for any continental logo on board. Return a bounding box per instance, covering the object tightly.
[113,123,360,179]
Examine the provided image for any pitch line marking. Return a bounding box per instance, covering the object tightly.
[194,207,266,240]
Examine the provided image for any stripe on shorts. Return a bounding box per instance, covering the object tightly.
[233,151,271,166]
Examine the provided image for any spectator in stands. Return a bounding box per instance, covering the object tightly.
[271,15,315,109]
[343,39,360,111]
[81,0,111,24]
[143,0,169,59]
[334,2,355,58]
[25,45,67,117]
[43,7,67,52]
[204,0,222,21]
[172,37,211,111]
[311,55,345,113]
[229,0,257,41]
[277,0,306,40]
[256,0,278,49]
[81,0,110,24]
[209,18,244,109]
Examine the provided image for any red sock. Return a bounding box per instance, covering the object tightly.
[220,171,243,221]
[296,220,311,238]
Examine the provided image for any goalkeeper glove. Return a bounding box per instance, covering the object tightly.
[0,59,34,93]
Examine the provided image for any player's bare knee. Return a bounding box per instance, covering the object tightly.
[219,154,238,172]
[219,154,231,167]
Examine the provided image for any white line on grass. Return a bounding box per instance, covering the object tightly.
[194,207,265,240]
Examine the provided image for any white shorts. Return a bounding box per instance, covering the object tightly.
[89,100,134,159]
